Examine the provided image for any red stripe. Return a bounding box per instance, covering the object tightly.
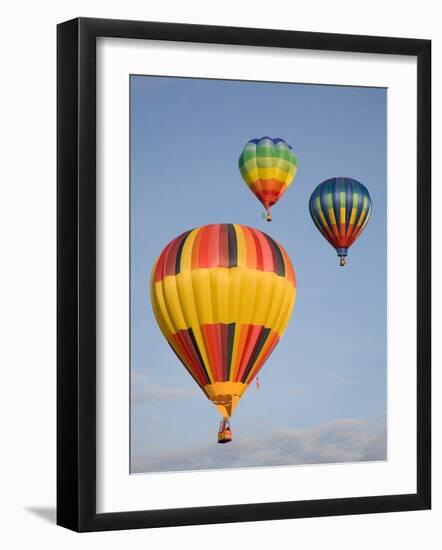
[249,228,264,271]
[253,229,274,272]
[259,189,282,197]
[232,324,247,381]
[250,179,285,192]
[344,223,355,247]
[218,224,229,268]
[235,325,263,382]
[256,196,279,209]
[219,324,228,380]
[164,234,182,277]
[208,224,220,268]
[198,225,212,268]
[155,224,295,280]
[250,187,281,199]
[201,324,223,382]
[171,332,207,387]
[331,235,346,248]
[154,240,174,282]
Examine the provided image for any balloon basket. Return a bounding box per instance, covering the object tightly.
[339,257,346,267]
[266,212,272,222]
[218,419,232,444]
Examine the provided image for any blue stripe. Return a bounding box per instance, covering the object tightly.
[309,177,372,255]
[344,178,353,231]
[320,180,333,231]
[310,186,327,237]
[332,178,344,226]
[352,179,364,230]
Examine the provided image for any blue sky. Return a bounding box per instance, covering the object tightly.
[130,75,387,473]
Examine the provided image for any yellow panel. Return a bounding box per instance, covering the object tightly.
[151,278,175,338]
[356,202,368,227]
[244,167,259,183]
[204,382,247,418]
[275,285,296,336]
[153,269,295,327]
[264,274,291,331]
[161,276,187,331]
[210,267,229,324]
[349,207,357,225]
[274,167,291,183]
[340,207,346,225]
[286,165,297,183]
[328,207,337,227]
[253,268,274,326]
[236,268,258,325]
[227,266,242,382]
[354,205,371,239]
[190,269,213,324]
[257,167,276,180]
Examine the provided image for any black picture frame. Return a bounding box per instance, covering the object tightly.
[57,17,431,532]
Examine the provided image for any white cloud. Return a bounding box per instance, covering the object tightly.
[131,417,386,473]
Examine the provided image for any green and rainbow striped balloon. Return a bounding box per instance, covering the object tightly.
[239,137,298,221]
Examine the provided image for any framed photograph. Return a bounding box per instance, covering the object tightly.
[57,17,431,532]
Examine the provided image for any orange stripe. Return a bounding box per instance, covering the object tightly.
[281,247,295,286]
[260,179,285,192]
[191,226,203,269]
[242,226,257,270]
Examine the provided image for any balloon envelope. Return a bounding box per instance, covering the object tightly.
[309,177,372,264]
[150,223,296,419]
[239,137,297,220]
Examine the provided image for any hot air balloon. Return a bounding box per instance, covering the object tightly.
[239,137,298,222]
[150,223,296,443]
[309,177,372,267]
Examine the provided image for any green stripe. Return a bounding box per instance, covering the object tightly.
[275,149,296,162]
[240,146,296,164]
[340,190,345,208]
[240,149,258,162]
[256,146,276,157]
[315,195,327,229]
[326,190,333,209]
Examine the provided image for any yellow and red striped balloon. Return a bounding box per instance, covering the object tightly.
[239,137,298,221]
[150,224,296,420]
